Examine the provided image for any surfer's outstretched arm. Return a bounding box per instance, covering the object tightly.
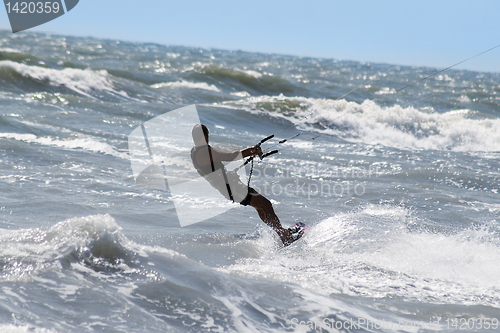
[209,146,262,162]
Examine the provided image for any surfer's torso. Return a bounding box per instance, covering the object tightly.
[190,144,254,204]
[190,144,225,176]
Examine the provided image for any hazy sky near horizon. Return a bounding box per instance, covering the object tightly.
[1,0,500,72]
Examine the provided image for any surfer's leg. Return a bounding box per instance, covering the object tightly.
[248,193,292,243]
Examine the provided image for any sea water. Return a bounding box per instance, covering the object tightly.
[0,30,499,332]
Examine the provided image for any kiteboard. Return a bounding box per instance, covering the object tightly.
[281,222,311,247]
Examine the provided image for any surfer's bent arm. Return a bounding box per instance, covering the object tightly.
[241,146,262,158]
[211,146,262,161]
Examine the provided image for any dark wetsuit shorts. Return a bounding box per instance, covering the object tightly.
[240,187,257,206]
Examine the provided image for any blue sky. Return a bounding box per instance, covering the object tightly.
[2,0,500,72]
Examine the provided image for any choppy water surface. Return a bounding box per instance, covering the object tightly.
[0,30,499,332]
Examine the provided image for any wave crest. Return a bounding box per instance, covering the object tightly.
[220,95,500,151]
[0,60,122,98]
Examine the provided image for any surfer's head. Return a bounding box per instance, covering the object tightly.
[192,124,209,146]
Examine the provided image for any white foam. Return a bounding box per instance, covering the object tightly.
[223,204,500,307]
[0,325,58,333]
[220,95,500,152]
[0,60,117,97]
[371,226,500,288]
[236,69,263,78]
[374,87,396,95]
[230,91,250,97]
[151,80,221,92]
[214,296,259,333]
[0,214,120,280]
[0,214,183,276]
[0,47,22,53]
[0,132,127,159]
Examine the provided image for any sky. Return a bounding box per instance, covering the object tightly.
[1,0,500,72]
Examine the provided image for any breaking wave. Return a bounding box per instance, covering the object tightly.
[220,95,500,152]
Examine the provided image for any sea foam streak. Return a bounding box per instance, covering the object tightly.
[0,324,57,333]
[0,132,127,159]
[151,80,221,92]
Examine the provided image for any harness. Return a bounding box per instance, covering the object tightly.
[192,145,234,202]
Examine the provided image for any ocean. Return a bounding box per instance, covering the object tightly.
[0,30,499,332]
